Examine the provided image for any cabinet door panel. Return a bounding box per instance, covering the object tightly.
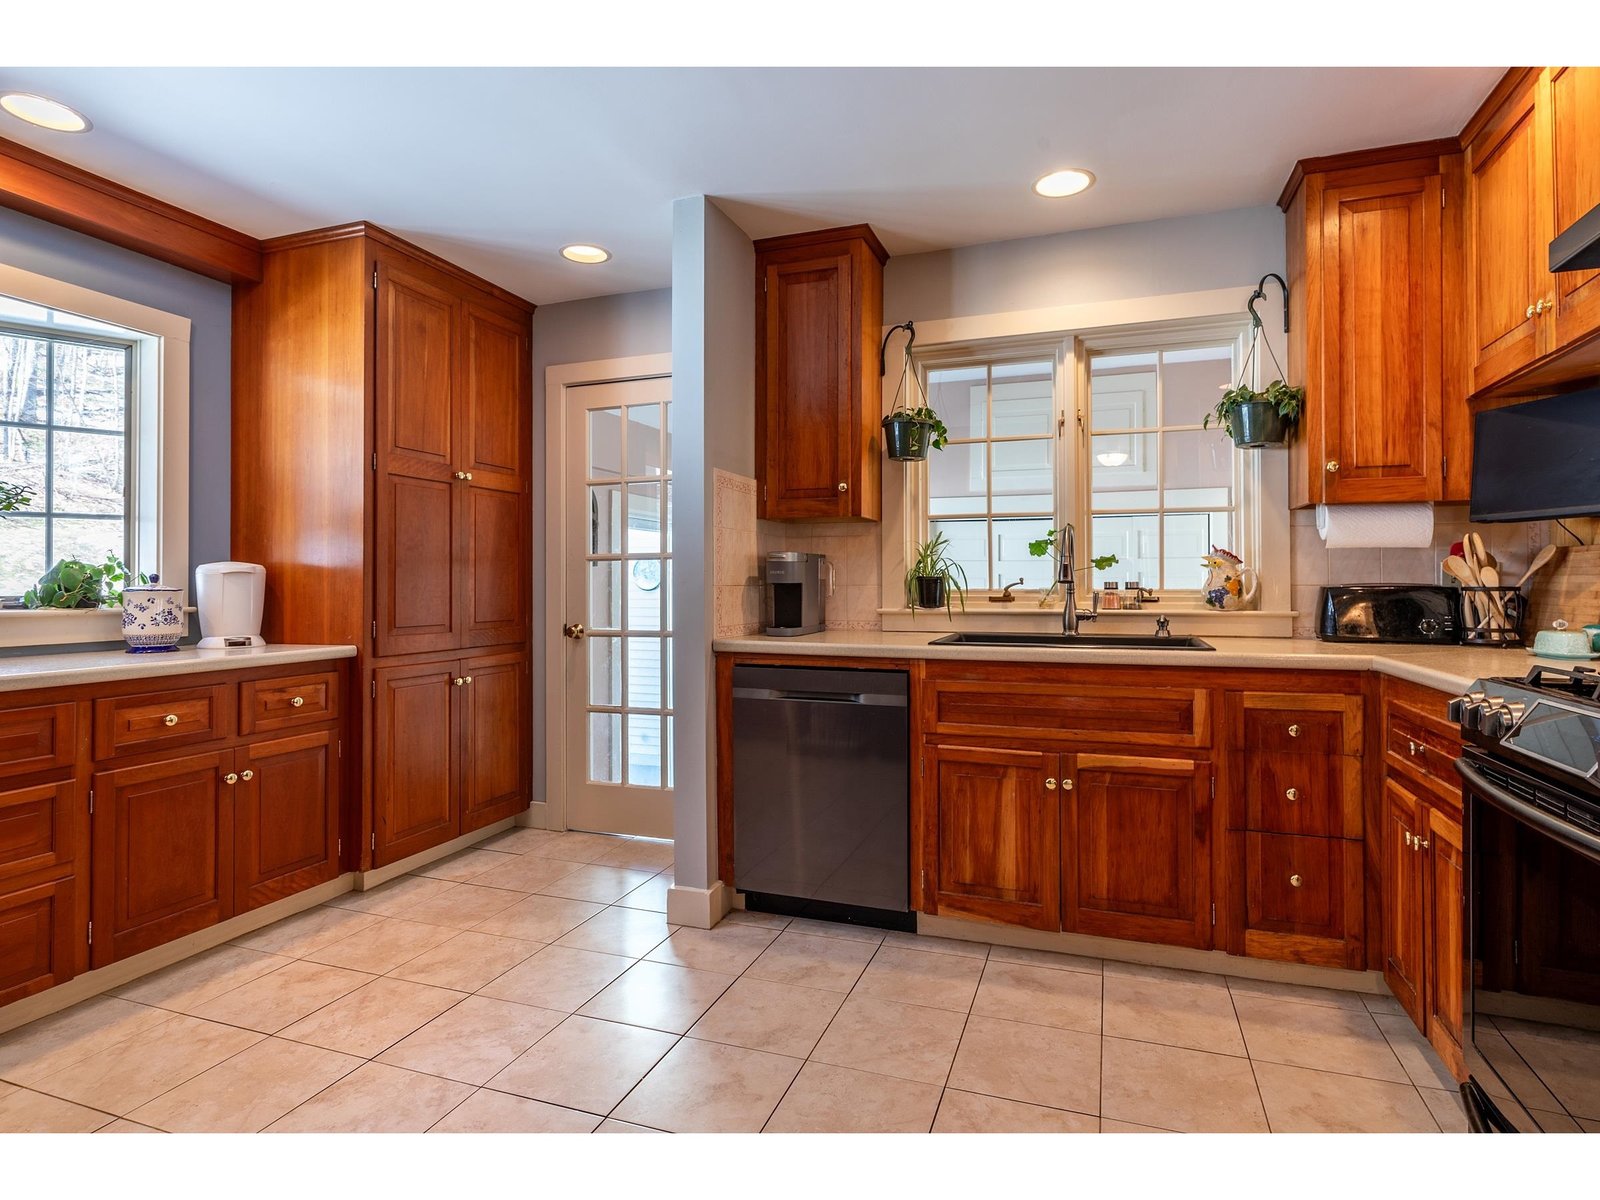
[1468,89,1548,389]
[1241,832,1363,968]
[461,302,527,492]
[1382,778,1426,1028]
[460,654,529,833]
[1422,804,1464,1076]
[373,663,458,867]
[236,730,340,913]
[1063,754,1211,948]
[375,473,458,657]
[1321,175,1442,500]
[92,751,233,966]
[760,254,853,519]
[463,485,527,648]
[927,745,1059,930]
[1550,66,1600,349]
[0,877,79,1007]
[377,262,456,472]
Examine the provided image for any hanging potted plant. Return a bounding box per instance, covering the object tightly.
[879,319,949,462]
[904,532,968,617]
[1205,379,1304,449]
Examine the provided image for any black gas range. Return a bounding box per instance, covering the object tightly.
[1449,665,1600,1133]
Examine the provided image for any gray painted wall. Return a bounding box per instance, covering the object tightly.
[529,286,672,799]
[0,205,234,585]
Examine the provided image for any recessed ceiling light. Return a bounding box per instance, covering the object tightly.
[1034,168,1095,198]
[561,244,611,265]
[0,92,91,133]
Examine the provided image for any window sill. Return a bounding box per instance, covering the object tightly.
[0,607,194,650]
[879,604,1295,639]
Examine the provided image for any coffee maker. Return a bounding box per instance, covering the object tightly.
[764,552,831,636]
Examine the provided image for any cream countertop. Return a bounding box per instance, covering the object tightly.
[709,631,1575,696]
[0,644,358,693]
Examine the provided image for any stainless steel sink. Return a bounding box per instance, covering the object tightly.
[930,632,1214,650]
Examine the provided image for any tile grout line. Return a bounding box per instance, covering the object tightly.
[1225,979,1272,1133]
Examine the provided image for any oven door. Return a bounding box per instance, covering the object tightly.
[1459,752,1600,1133]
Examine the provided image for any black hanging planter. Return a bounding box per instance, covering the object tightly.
[1229,400,1289,449]
[914,575,947,610]
[883,413,938,462]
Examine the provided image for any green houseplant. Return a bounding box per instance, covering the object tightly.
[905,532,968,616]
[1027,530,1118,606]
[1204,379,1304,449]
[0,481,32,513]
[23,554,146,609]
[882,405,949,462]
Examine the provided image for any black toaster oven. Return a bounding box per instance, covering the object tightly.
[1316,584,1460,644]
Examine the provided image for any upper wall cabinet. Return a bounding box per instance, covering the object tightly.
[1282,146,1462,506]
[1465,67,1600,398]
[754,224,887,521]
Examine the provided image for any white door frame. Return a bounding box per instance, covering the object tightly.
[543,353,673,833]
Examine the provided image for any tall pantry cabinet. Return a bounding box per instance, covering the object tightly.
[233,223,533,869]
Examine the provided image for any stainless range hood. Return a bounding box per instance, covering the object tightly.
[1552,201,1600,273]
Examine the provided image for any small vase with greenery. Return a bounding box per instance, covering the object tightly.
[1026,530,1118,607]
[23,555,147,609]
[1204,379,1304,449]
[905,532,968,617]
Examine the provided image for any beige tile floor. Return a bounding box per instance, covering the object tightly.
[0,829,1477,1134]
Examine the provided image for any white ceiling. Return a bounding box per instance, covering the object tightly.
[0,67,1503,306]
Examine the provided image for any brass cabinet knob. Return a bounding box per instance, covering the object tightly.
[836,482,848,493]
[463,676,473,685]
[1325,461,1339,473]
[223,772,238,785]
[1045,778,1057,791]
[240,769,254,781]
[454,470,474,480]
[291,695,305,708]
[1527,303,1538,318]
[1287,724,1301,738]
[453,677,466,687]
[163,713,179,727]
[1289,873,1303,888]
[1285,787,1299,802]
[1062,779,1074,791]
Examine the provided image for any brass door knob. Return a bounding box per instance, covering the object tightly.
[1045,778,1057,791]
[163,714,179,727]
[223,772,238,785]
[240,769,254,781]
[1325,461,1339,473]
[563,623,586,640]
[1287,724,1301,738]
[1285,787,1299,802]
[291,696,305,708]
[1289,873,1303,888]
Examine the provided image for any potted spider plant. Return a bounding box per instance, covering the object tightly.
[905,532,968,616]
[1204,379,1304,449]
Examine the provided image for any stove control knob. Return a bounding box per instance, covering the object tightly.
[1484,706,1515,738]
[1447,690,1485,725]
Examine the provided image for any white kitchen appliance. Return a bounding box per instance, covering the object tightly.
[194,561,266,648]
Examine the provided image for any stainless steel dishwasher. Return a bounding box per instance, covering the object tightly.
[731,664,911,931]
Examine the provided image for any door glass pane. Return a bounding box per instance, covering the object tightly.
[664,715,674,789]
[626,714,663,787]
[626,404,664,478]
[589,712,622,784]
[628,637,664,710]
[588,561,622,630]
[589,408,622,479]
[626,483,661,555]
[626,559,668,632]
[589,484,623,554]
[589,636,622,706]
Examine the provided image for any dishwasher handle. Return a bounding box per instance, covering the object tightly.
[731,687,907,707]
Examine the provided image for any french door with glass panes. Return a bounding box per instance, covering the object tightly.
[561,374,673,837]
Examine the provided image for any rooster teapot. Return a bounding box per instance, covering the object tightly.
[1201,547,1259,612]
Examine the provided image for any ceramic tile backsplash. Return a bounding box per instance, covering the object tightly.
[712,470,883,635]
[1288,503,1548,638]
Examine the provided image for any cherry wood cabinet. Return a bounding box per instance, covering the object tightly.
[234,222,534,871]
[754,224,886,522]
[1283,148,1457,506]
[0,778,83,1008]
[1382,777,1427,1024]
[1422,803,1464,1066]
[926,744,1059,930]
[1062,753,1212,949]
[460,652,532,834]
[235,730,341,913]
[1548,67,1600,350]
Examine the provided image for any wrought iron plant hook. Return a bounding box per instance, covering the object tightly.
[1247,273,1289,334]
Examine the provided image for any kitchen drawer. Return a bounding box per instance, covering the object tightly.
[923,669,1209,748]
[241,672,339,734]
[1240,831,1363,968]
[0,875,80,1008]
[1383,680,1463,810]
[0,702,77,781]
[0,779,77,885]
[1243,751,1361,839]
[1238,693,1362,756]
[93,685,234,760]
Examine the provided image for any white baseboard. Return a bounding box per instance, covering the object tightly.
[666,880,731,930]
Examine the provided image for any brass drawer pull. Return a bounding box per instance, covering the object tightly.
[163,713,179,727]
[1404,831,1414,848]
[1287,724,1301,738]
[291,696,305,708]
[1285,787,1299,802]
[223,772,238,785]
[1289,873,1303,888]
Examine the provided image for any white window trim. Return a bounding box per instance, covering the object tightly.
[879,287,1293,636]
[0,263,190,648]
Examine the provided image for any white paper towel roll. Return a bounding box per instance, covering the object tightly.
[1315,503,1434,549]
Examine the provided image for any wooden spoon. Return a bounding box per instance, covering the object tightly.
[1442,555,1483,626]
[1516,543,1561,588]
[1479,565,1507,629]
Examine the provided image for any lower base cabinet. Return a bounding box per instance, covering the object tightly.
[460,652,531,834]
[1238,831,1364,967]
[0,876,80,1008]
[235,730,341,913]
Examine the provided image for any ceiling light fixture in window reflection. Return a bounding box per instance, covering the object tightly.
[1096,451,1130,467]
